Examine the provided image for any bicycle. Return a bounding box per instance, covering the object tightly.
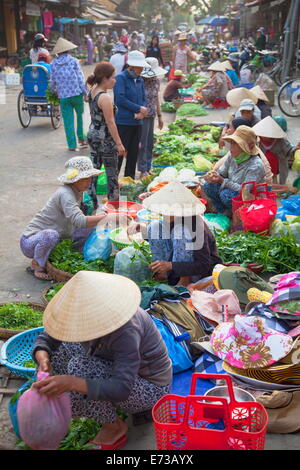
[278,78,300,117]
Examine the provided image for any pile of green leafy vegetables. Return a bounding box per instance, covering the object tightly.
[0,303,43,330]
[161,102,176,113]
[45,283,65,301]
[215,230,300,273]
[17,414,128,450]
[176,103,209,117]
[48,240,115,275]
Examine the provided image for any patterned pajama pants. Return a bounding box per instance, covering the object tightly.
[51,342,171,424]
[203,182,238,214]
[89,146,119,201]
[20,228,93,268]
[60,94,85,150]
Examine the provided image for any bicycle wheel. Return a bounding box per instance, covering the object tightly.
[278,79,300,117]
[50,104,62,129]
[17,90,31,128]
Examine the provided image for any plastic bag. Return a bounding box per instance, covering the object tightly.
[17,372,72,450]
[239,199,277,233]
[272,216,300,243]
[281,195,300,214]
[81,192,95,216]
[114,246,151,284]
[96,166,108,195]
[83,228,112,261]
[292,150,300,172]
[204,213,231,233]
[193,155,213,172]
[151,316,193,374]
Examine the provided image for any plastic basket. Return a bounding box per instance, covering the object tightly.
[104,200,143,219]
[0,327,44,378]
[152,373,268,450]
[109,227,132,249]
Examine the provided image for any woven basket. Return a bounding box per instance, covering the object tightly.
[42,283,65,305]
[46,260,73,283]
[0,302,45,339]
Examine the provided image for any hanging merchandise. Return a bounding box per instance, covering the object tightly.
[43,10,54,39]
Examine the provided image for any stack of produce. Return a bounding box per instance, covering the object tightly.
[152,119,222,172]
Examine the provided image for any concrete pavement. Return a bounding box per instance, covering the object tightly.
[0,67,299,450]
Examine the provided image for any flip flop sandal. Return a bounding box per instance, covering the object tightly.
[26,267,52,281]
[87,434,127,450]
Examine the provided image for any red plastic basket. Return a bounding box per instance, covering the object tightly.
[152,373,268,450]
[232,181,277,232]
[104,200,143,219]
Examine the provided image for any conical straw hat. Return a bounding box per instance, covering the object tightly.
[143,181,206,217]
[43,271,141,342]
[251,85,270,103]
[252,116,287,139]
[226,87,258,107]
[207,61,227,72]
[52,37,78,55]
[222,60,234,71]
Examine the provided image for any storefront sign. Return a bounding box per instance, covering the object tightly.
[26,0,41,16]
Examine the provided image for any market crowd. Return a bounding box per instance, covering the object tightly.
[14,24,300,451]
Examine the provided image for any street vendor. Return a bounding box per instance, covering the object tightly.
[163,69,187,102]
[32,271,172,450]
[128,181,222,287]
[204,126,266,214]
[252,116,300,184]
[200,61,233,109]
[234,99,261,126]
[218,118,273,184]
[20,157,107,280]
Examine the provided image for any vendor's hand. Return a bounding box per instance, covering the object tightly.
[32,375,75,398]
[117,143,126,157]
[127,222,142,237]
[35,350,52,374]
[140,106,148,116]
[135,112,144,120]
[158,117,164,130]
[149,260,172,274]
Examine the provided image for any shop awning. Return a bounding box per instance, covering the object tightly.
[197,15,228,26]
[58,17,95,25]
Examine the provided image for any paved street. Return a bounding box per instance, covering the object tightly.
[0,66,299,450]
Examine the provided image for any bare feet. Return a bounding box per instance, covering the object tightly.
[92,417,128,446]
[31,260,52,280]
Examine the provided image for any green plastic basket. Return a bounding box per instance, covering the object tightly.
[109,228,133,250]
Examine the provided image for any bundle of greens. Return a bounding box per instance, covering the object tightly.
[176,103,209,117]
[45,283,65,302]
[46,87,59,106]
[215,231,300,273]
[153,152,184,166]
[153,134,191,155]
[0,303,43,330]
[49,240,115,275]
[167,118,196,136]
[161,102,176,113]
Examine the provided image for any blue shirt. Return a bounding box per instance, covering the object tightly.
[114,70,146,126]
[50,53,87,99]
[226,70,239,86]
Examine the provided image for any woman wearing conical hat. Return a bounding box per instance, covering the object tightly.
[32,271,172,450]
[200,61,233,109]
[252,116,300,184]
[50,37,88,151]
[128,181,222,288]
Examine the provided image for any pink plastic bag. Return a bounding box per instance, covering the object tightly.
[17,372,72,450]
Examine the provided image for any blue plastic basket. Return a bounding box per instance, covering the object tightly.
[0,327,44,378]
